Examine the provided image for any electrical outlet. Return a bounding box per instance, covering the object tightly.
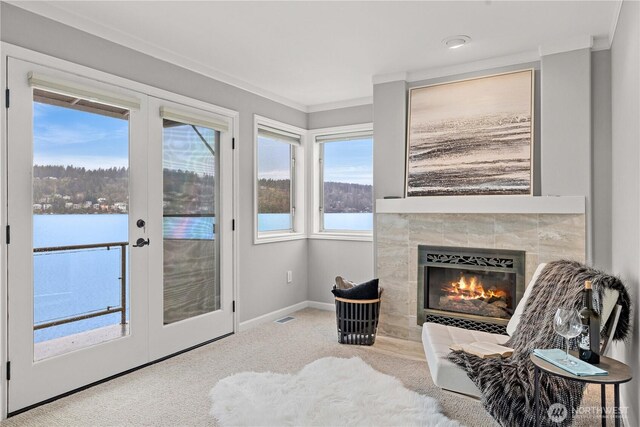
[287,270,293,284]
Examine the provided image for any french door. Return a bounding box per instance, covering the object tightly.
[5,58,234,413]
[146,98,234,360]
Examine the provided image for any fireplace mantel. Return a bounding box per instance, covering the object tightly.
[376,195,584,215]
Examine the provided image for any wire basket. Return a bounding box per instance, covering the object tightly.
[335,296,381,345]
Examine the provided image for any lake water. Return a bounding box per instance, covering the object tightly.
[34,212,372,343]
[258,212,372,232]
[34,215,129,343]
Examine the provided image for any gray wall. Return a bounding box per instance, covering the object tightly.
[540,49,592,260]
[307,104,373,129]
[373,80,407,200]
[307,104,375,304]
[591,50,612,271]
[0,3,308,323]
[308,240,374,304]
[610,1,640,425]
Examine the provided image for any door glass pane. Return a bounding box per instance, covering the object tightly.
[32,89,130,361]
[163,119,219,324]
[257,132,293,232]
[322,136,373,231]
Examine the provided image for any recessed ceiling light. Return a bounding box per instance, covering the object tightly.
[442,35,471,49]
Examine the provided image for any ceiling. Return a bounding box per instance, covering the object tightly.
[11,1,622,112]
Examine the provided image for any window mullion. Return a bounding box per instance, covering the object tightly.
[318,144,325,232]
[290,145,296,232]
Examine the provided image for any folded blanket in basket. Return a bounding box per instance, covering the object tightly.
[332,278,379,300]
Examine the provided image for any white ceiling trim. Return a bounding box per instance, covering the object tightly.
[371,71,409,85]
[8,1,619,112]
[537,35,593,57]
[372,50,540,85]
[608,0,624,48]
[306,96,373,113]
[592,35,612,51]
[407,50,540,83]
[8,1,310,112]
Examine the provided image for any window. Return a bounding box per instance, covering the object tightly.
[313,126,373,238]
[162,116,220,324]
[254,116,305,242]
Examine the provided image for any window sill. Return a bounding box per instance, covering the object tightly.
[308,232,373,242]
[254,232,307,245]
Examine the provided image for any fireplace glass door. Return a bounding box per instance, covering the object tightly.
[418,245,526,328]
[425,266,516,320]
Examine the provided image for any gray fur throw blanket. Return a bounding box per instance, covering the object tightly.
[448,260,631,427]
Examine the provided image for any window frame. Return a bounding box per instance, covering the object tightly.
[309,123,373,241]
[253,115,306,244]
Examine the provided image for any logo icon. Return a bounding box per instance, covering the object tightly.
[548,403,568,423]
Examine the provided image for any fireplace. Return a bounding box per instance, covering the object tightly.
[417,246,525,334]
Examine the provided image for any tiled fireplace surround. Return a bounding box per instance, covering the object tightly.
[375,210,586,342]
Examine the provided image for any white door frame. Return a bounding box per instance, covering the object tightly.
[0,43,239,419]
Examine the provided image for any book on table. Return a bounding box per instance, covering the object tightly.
[532,349,609,376]
[449,342,514,359]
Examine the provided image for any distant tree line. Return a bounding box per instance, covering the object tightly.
[322,181,373,213]
[258,179,372,214]
[163,168,215,214]
[34,165,129,213]
[33,165,215,214]
[35,168,371,215]
[258,179,291,213]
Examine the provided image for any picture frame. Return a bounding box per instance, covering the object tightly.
[405,69,534,197]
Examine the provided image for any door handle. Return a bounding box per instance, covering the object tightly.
[133,238,150,247]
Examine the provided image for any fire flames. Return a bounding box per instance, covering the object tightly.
[448,275,507,301]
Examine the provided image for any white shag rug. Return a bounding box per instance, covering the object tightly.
[209,356,461,426]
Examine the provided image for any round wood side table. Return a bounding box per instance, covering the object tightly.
[530,351,632,427]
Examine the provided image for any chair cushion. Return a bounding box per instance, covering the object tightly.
[422,323,508,397]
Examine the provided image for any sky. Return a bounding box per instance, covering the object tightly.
[257,135,373,185]
[35,101,372,186]
[322,138,373,185]
[33,102,129,169]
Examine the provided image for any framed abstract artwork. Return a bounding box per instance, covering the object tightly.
[406,69,534,196]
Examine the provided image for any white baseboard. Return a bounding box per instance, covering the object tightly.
[238,301,308,332]
[307,301,335,311]
[238,300,335,332]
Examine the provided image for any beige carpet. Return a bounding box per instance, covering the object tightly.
[0,308,620,426]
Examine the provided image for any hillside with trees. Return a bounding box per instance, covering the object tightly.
[322,181,373,213]
[258,179,372,214]
[34,168,371,215]
[34,165,129,214]
[33,165,215,214]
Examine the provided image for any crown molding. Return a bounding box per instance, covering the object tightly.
[538,35,593,57]
[8,1,620,113]
[7,1,310,112]
[371,72,408,85]
[592,36,612,51]
[608,0,624,48]
[403,50,540,83]
[306,96,373,113]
